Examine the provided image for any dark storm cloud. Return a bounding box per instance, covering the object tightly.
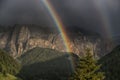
[51,0,120,36]
[0,0,120,37]
[0,0,53,26]
[51,0,104,34]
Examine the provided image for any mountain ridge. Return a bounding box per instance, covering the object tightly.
[0,25,115,58]
[99,45,120,80]
[18,47,78,80]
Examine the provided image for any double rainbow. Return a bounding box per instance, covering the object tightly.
[42,0,113,52]
[42,0,72,52]
[92,0,112,39]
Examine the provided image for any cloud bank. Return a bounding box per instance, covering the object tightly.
[0,0,120,37]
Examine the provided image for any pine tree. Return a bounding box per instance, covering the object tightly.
[70,49,105,80]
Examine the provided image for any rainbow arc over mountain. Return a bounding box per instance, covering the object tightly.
[41,0,75,72]
[41,0,114,73]
[42,0,113,52]
[42,0,72,52]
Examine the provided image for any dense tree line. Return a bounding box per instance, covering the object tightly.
[0,49,21,75]
[99,45,120,80]
[0,49,21,80]
[70,49,105,80]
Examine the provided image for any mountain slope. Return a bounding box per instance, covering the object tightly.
[0,49,21,75]
[0,25,115,58]
[18,47,78,80]
[0,49,21,80]
[0,73,21,80]
[99,45,120,80]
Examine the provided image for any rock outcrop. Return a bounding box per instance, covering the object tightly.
[0,25,115,58]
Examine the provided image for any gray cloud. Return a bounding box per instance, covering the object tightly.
[0,0,53,26]
[0,0,120,38]
[51,0,120,37]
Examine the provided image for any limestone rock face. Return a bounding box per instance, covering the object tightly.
[0,25,115,58]
[0,26,30,57]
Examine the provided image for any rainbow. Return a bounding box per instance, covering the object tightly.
[42,0,72,52]
[92,0,113,39]
[41,0,75,72]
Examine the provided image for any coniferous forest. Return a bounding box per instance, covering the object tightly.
[0,46,120,80]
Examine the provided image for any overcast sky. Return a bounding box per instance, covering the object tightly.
[0,0,120,38]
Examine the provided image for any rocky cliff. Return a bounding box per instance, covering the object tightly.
[0,25,115,58]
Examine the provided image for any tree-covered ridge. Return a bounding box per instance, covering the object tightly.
[0,49,21,75]
[19,47,67,65]
[0,49,21,80]
[18,47,78,80]
[99,45,120,80]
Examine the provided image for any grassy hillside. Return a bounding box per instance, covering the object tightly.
[0,49,21,75]
[99,45,120,80]
[18,47,78,80]
[0,73,21,80]
[0,49,21,80]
